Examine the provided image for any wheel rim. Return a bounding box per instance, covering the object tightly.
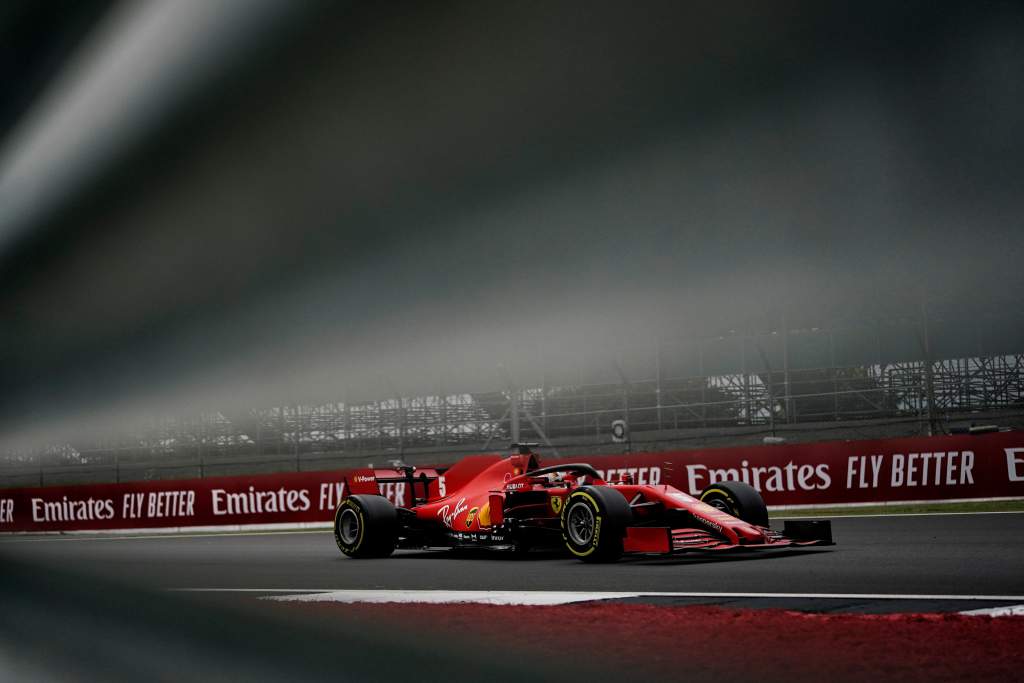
[566,501,596,546]
[707,498,732,514]
[338,508,360,545]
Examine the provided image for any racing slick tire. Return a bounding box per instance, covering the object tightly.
[561,486,632,563]
[334,495,398,558]
[699,481,769,527]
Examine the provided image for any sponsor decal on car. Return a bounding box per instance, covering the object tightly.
[695,515,723,533]
[437,497,468,528]
[448,531,508,543]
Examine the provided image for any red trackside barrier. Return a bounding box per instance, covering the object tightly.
[2,432,1022,533]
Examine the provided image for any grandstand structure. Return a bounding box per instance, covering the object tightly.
[3,300,1023,487]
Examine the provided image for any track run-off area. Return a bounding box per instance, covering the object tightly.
[4,511,1024,681]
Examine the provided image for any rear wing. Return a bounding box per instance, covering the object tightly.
[346,465,446,507]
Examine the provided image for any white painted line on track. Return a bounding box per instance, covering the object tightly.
[172,588,332,593]
[168,588,1024,605]
[959,604,1024,617]
[3,503,1020,539]
[266,590,640,605]
[4,509,1020,541]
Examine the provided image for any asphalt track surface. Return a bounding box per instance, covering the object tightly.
[4,513,1024,613]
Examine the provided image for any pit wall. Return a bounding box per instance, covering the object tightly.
[2,432,1023,533]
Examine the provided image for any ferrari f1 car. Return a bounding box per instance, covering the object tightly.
[333,444,832,562]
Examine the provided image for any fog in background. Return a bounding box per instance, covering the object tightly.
[1,1,1023,448]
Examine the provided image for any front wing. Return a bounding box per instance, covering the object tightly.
[623,520,833,555]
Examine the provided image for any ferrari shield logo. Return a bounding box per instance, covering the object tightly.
[465,507,478,528]
[550,496,563,514]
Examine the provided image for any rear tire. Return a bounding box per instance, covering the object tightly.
[561,486,631,563]
[334,495,398,558]
[699,481,769,527]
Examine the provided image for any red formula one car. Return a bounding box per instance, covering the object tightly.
[334,444,832,562]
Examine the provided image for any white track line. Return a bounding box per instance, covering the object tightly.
[959,604,1024,617]
[172,588,331,593]
[3,505,1022,540]
[172,589,1024,615]
[266,590,640,605]
[3,509,1022,542]
[169,588,1024,603]
[5,509,1022,541]
[11,509,1024,542]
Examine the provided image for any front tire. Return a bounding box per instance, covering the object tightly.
[561,486,631,563]
[699,481,769,527]
[334,495,398,558]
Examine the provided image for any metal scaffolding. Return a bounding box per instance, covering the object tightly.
[4,350,1023,472]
